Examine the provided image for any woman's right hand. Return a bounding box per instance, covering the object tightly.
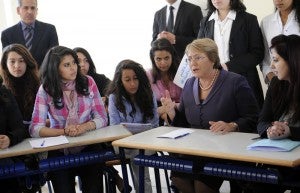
[160,90,176,121]
[267,121,290,139]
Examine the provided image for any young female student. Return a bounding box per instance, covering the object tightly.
[107,59,159,193]
[0,44,39,135]
[257,34,300,193]
[198,0,264,109]
[147,38,182,125]
[29,46,108,193]
[0,79,26,193]
[160,38,259,193]
[73,47,111,96]
[0,43,42,192]
[260,0,300,83]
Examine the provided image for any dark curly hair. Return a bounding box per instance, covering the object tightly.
[40,46,89,109]
[106,59,154,122]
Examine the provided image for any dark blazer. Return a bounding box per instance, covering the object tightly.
[152,0,203,58]
[0,85,25,147]
[1,20,59,67]
[198,11,264,109]
[257,78,300,140]
[173,70,258,133]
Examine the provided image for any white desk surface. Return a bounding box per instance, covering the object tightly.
[0,125,131,159]
[112,126,300,167]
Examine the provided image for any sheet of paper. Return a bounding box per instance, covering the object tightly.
[120,122,153,134]
[29,135,69,148]
[157,128,194,139]
[247,138,300,152]
[173,54,193,88]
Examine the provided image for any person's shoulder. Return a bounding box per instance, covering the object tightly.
[261,12,275,24]
[2,23,20,34]
[35,20,56,28]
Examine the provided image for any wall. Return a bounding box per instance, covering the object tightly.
[0,0,274,94]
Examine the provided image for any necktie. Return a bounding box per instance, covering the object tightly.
[167,6,174,33]
[25,26,33,50]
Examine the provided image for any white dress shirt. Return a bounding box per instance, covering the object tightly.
[210,10,236,65]
[260,10,300,81]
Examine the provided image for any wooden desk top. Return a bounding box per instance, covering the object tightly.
[0,125,131,159]
[113,126,300,167]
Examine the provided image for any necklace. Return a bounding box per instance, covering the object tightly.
[199,70,218,91]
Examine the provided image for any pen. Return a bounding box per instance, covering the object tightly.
[251,136,262,140]
[40,140,45,147]
[175,133,190,139]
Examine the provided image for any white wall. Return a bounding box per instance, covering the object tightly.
[0,0,273,93]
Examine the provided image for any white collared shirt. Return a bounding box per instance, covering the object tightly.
[166,0,182,25]
[261,10,300,80]
[210,10,236,64]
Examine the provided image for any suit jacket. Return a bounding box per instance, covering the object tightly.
[257,78,300,140]
[1,20,59,67]
[173,70,258,133]
[197,11,264,108]
[152,0,203,58]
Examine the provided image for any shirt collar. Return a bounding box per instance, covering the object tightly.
[209,10,237,21]
[20,21,35,30]
[169,0,181,11]
[273,9,296,22]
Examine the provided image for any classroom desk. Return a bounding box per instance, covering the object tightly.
[0,124,132,182]
[113,126,300,193]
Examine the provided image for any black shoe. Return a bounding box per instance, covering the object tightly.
[120,185,132,193]
[170,184,179,193]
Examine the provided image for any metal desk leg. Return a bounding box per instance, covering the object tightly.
[139,149,145,193]
[119,147,130,193]
[154,167,162,193]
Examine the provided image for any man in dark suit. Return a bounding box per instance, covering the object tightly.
[152,0,203,59]
[1,0,59,68]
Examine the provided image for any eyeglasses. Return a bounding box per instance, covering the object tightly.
[186,55,206,63]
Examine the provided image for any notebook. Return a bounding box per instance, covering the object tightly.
[247,138,300,152]
[120,122,153,134]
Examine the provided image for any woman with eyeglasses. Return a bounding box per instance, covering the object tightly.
[160,38,259,193]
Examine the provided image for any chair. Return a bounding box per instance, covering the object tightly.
[103,158,134,193]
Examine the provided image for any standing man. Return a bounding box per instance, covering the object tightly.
[152,0,203,59]
[1,0,59,68]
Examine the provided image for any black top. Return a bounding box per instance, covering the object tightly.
[0,85,26,146]
[90,73,111,96]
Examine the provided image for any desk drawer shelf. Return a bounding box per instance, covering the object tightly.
[134,154,193,173]
[203,163,279,184]
[39,150,116,172]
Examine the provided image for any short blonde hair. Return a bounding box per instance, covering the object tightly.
[185,38,222,69]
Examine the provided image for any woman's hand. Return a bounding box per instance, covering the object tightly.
[160,90,176,121]
[209,121,237,134]
[0,135,10,149]
[64,125,81,137]
[267,121,290,139]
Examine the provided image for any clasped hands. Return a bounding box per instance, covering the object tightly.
[64,124,86,137]
[267,121,290,140]
[159,90,176,125]
[157,31,176,44]
[0,135,10,149]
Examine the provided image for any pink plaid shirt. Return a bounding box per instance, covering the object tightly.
[30,76,108,137]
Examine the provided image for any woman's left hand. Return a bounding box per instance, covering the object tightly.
[209,121,236,134]
[0,135,10,149]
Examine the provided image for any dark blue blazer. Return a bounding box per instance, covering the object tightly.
[152,0,203,58]
[1,20,59,67]
[197,11,264,108]
[173,70,258,133]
